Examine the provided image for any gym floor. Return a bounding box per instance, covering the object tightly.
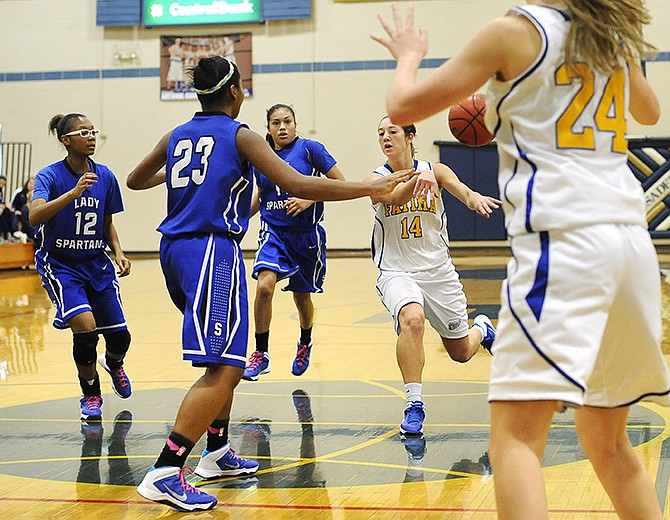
[1,252,669,519]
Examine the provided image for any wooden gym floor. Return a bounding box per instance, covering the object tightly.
[1,250,670,519]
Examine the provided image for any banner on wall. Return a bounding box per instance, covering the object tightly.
[160,34,253,101]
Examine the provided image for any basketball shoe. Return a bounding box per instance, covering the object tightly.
[137,466,217,511]
[194,443,259,479]
[400,400,425,435]
[242,351,270,381]
[473,315,497,353]
[98,354,132,398]
[291,340,312,376]
[80,395,103,421]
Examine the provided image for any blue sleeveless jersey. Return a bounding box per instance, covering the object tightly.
[33,159,124,260]
[158,112,253,239]
[255,137,336,229]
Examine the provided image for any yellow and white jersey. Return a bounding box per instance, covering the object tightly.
[371,159,450,272]
[485,5,646,237]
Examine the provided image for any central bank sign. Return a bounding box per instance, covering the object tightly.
[144,0,261,26]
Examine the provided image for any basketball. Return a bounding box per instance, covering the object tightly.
[448,94,494,147]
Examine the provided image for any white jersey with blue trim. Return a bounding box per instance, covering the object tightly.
[485,5,646,237]
[371,159,450,272]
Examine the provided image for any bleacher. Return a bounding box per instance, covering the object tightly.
[0,142,34,270]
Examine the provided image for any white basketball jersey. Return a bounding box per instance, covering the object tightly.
[485,5,646,237]
[371,159,450,272]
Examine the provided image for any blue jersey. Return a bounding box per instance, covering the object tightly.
[158,112,253,239]
[255,137,337,229]
[33,159,124,261]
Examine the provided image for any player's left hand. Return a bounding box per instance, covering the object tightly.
[413,169,438,206]
[469,193,501,218]
[285,197,314,217]
[115,254,131,277]
[370,3,427,61]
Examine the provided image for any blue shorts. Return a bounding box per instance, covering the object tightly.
[252,224,326,294]
[35,250,127,332]
[160,234,248,367]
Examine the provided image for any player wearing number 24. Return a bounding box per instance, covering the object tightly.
[372,1,670,519]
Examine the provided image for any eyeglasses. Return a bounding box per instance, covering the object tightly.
[62,129,100,138]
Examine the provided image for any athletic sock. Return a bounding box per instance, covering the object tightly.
[155,431,195,469]
[206,419,230,452]
[300,326,312,346]
[79,374,101,396]
[255,331,269,353]
[104,354,123,370]
[404,382,423,404]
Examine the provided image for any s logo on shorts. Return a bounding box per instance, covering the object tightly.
[447,319,462,332]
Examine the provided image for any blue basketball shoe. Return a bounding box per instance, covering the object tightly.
[98,354,132,398]
[291,340,312,376]
[400,401,426,435]
[194,443,259,479]
[137,466,217,511]
[242,351,271,381]
[80,395,103,421]
[473,314,497,353]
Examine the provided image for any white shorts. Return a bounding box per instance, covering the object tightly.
[489,224,670,408]
[376,262,469,339]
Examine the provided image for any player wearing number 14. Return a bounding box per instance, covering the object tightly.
[365,116,500,435]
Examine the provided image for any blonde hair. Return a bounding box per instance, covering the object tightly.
[563,0,656,74]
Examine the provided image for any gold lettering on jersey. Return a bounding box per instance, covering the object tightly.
[384,196,436,217]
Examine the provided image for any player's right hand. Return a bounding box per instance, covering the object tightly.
[369,168,417,196]
[73,172,97,197]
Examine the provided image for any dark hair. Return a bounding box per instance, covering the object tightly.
[189,56,240,107]
[379,115,418,157]
[265,103,296,148]
[48,113,87,140]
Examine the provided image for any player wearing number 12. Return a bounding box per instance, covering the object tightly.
[30,113,133,424]
[373,1,670,518]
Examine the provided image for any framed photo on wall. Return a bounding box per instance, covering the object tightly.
[160,33,253,100]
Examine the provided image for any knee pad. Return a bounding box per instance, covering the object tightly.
[103,329,131,357]
[73,331,99,366]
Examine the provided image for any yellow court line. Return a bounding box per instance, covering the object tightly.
[361,379,406,399]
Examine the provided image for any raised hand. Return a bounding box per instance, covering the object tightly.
[72,172,97,197]
[370,3,427,61]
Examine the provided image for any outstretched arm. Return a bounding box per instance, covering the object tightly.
[236,127,415,201]
[435,163,500,218]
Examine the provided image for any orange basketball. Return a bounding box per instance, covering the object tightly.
[448,94,494,147]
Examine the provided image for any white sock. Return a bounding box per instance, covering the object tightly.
[404,382,422,404]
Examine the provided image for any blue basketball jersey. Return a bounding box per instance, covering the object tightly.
[255,137,337,229]
[33,159,124,260]
[158,112,253,239]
